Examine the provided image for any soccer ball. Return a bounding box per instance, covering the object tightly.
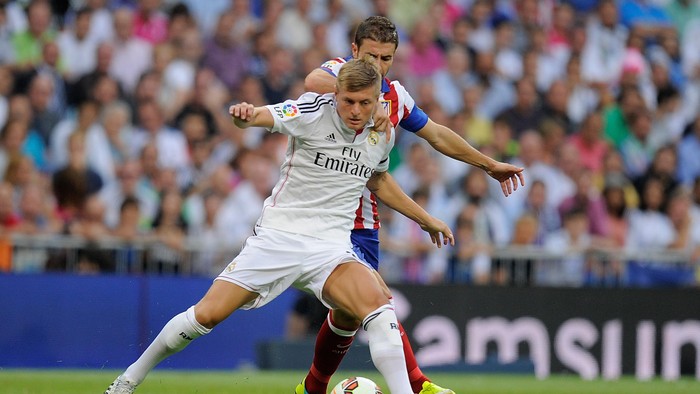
[330,377,383,394]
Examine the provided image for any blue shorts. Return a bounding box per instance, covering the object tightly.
[351,229,380,270]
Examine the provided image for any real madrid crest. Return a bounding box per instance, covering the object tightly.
[368,130,379,146]
[224,261,237,273]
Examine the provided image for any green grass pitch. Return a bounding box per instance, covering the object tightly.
[0,369,699,394]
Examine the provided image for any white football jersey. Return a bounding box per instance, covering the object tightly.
[259,92,394,242]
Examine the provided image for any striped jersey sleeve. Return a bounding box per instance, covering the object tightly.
[319,56,351,77]
[384,79,429,133]
[265,92,332,137]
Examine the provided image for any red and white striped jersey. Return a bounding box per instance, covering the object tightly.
[320,56,429,230]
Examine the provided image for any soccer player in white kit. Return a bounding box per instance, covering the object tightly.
[104,59,453,394]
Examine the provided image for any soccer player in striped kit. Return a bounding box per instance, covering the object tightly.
[296,16,525,394]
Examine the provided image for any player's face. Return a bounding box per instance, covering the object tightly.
[335,85,378,129]
[352,39,396,77]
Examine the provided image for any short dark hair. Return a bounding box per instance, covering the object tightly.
[354,16,399,49]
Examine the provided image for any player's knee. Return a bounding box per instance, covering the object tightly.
[193,305,225,329]
[332,308,361,329]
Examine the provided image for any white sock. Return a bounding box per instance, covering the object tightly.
[123,306,211,384]
[362,304,412,394]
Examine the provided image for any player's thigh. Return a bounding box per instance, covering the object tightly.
[194,280,259,328]
[371,269,392,298]
[323,261,390,322]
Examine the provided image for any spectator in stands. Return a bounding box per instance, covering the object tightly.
[569,110,609,175]
[649,85,685,151]
[14,182,59,236]
[382,186,449,284]
[101,158,158,229]
[110,7,152,94]
[459,84,492,148]
[111,196,146,242]
[148,187,187,273]
[68,41,115,106]
[160,28,203,122]
[68,194,110,241]
[449,168,511,247]
[493,18,521,82]
[665,186,700,257]
[84,0,113,44]
[27,73,61,148]
[564,55,599,126]
[57,7,98,82]
[407,18,445,78]
[202,12,250,93]
[49,100,112,182]
[131,100,189,183]
[274,0,315,54]
[542,80,575,134]
[461,2,489,53]
[52,132,103,223]
[559,168,608,237]
[582,0,628,86]
[11,0,55,69]
[0,118,44,178]
[432,45,472,116]
[3,153,37,196]
[133,0,168,45]
[174,68,232,140]
[99,100,133,167]
[186,191,230,276]
[493,212,539,286]
[473,49,516,119]
[627,176,673,252]
[604,86,646,148]
[448,205,492,284]
[496,78,544,138]
[541,207,592,287]
[634,144,679,201]
[620,109,655,178]
[260,46,295,104]
[523,179,560,244]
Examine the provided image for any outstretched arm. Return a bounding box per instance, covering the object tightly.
[228,102,274,129]
[366,171,454,248]
[416,119,525,196]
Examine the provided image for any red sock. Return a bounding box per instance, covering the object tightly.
[304,312,356,394]
[400,321,429,393]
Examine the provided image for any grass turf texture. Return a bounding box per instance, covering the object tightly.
[0,370,699,394]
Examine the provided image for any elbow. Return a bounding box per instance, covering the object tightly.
[304,74,321,93]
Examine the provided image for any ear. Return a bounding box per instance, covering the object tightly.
[334,84,339,95]
[351,42,359,58]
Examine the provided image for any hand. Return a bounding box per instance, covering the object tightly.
[373,100,392,142]
[229,102,255,123]
[486,161,525,197]
[419,217,455,248]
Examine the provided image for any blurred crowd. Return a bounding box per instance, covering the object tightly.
[0,0,700,286]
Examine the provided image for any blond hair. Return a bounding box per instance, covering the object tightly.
[336,58,381,96]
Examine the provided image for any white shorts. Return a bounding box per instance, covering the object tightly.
[216,226,371,310]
